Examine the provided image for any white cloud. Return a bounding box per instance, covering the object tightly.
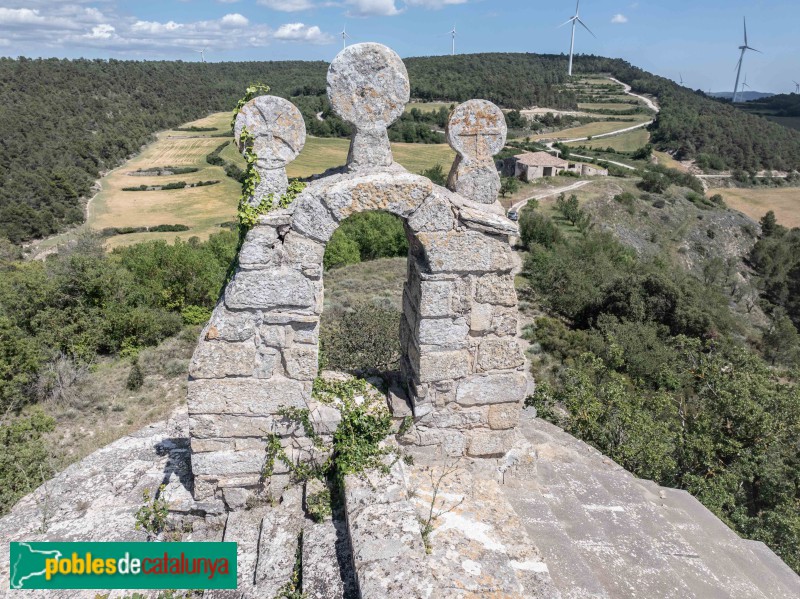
[84,24,115,40]
[346,0,401,17]
[257,0,316,10]
[221,13,249,27]
[405,0,468,7]
[217,0,241,4]
[274,22,333,44]
[611,14,628,24]
[0,3,336,56]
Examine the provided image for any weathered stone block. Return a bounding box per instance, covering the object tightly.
[192,449,265,477]
[290,193,339,243]
[406,191,456,233]
[417,405,486,430]
[189,340,256,379]
[191,438,233,453]
[258,323,290,348]
[349,502,425,564]
[190,414,275,439]
[238,226,281,268]
[488,402,521,430]
[417,316,469,348]
[417,280,452,317]
[225,269,315,311]
[324,173,433,221]
[283,344,319,380]
[417,230,513,274]
[470,301,494,332]
[474,273,518,307]
[254,346,280,378]
[291,321,319,344]
[188,377,309,415]
[466,429,518,458]
[411,347,472,383]
[476,337,525,371]
[204,308,257,342]
[456,373,527,407]
[283,231,325,269]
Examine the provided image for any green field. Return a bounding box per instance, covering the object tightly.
[567,128,650,152]
[405,102,454,114]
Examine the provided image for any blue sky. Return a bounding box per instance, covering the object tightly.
[1,1,798,93]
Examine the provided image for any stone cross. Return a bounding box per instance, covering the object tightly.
[327,43,410,171]
[446,99,507,204]
[234,95,306,204]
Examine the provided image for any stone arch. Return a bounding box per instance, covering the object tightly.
[187,42,528,503]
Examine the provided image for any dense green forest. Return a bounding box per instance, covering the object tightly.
[745,93,800,117]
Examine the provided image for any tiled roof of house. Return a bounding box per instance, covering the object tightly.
[515,151,569,168]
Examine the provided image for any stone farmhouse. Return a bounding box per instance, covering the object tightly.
[501,151,608,182]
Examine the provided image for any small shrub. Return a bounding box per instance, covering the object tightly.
[320,303,401,373]
[181,305,211,325]
[306,488,332,523]
[126,360,144,391]
[134,484,169,537]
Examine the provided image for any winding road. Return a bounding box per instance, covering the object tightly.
[542,78,661,172]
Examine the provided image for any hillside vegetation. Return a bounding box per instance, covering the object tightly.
[5,54,800,246]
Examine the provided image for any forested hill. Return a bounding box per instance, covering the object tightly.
[572,55,800,173]
[744,93,800,117]
[3,53,800,244]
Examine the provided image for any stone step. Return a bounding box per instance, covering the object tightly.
[254,488,305,597]
[743,540,800,596]
[301,508,358,599]
[204,506,271,599]
[656,488,775,599]
[344,460,436,598]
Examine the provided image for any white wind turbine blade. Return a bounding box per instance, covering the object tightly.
[576,18,596,38]
[559,17,576,28]
[743,17,748,46]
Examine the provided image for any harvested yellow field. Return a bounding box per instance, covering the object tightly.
[709,187,800,229]
[86,112,238,248]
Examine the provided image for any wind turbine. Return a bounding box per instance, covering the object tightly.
[741,74,751,98]
[560,0,596,77]
[732,17,760,103]
[195,48,206,63]
[341,25,351,50]
[679,73,684,86]
[450,25,457,56]
[794,81,800,94]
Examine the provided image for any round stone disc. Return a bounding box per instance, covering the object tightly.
[235,96,306,169]
[327,43,410,130]
[446,100,507,162]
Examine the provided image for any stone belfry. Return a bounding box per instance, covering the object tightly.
[187,43,526,503]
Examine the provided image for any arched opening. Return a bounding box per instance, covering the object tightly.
[319,210,410,380]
